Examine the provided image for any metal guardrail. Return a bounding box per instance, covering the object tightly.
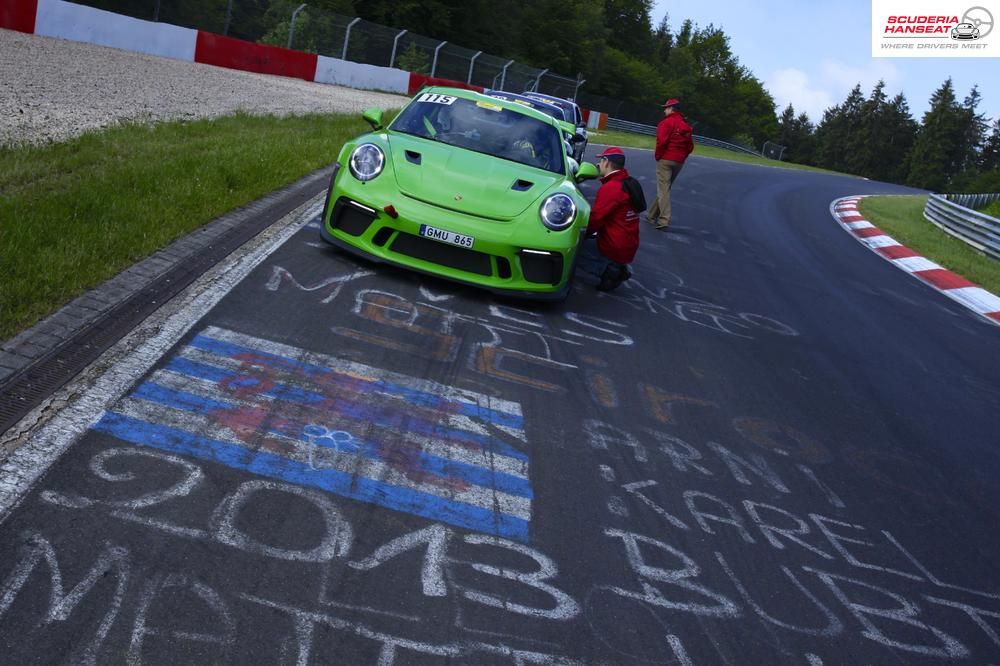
[946,192,1000,210]
[605,117,656,136]
[604,118,763,157]
[695,136,763,157]
[924,193,1000,260]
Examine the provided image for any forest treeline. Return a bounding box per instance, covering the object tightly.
[778,79,999,193]
[81,0,999,191]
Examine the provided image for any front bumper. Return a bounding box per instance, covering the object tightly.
[320,222,573,301]
[319,187,581,301]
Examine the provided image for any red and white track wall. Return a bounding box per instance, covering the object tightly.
[0,0,608,127]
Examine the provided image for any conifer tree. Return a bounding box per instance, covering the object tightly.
[815,84,864,173]
[907,79,968,191]
[776,104,816,164]
[959,86,988,172]
[981,119,1000,172]
[884,93,918,184]
[853,81,889,179]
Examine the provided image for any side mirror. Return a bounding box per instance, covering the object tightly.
[575,161,599,182]
[362,108,385,130]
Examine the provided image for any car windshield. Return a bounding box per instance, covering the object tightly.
[390,93,565,174]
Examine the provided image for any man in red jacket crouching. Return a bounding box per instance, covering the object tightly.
[648,98,694,231]
[582,146,646,292]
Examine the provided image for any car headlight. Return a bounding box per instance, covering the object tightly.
[349,143,385,182]
[539,193,577,231]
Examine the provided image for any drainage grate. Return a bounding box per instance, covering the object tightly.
[0,169,329,436]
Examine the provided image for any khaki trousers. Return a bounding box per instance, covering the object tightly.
[647,159,683,228]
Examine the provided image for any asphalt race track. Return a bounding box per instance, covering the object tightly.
[1,148,998,665]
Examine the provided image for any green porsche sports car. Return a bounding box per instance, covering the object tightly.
[320,86,599,300]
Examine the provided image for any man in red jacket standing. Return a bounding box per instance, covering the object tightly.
[583,146,644,291]
[648,98,694,231]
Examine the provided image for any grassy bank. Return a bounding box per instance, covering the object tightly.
[0,112,372,341]
[981,199,1000,218]
[858,195,1000,294]
[587,128,845,175]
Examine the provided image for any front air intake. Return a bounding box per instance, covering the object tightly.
[519,250,563,285]
[330,198,376,237]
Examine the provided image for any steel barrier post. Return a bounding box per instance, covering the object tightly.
[431,41,448,77]
[531,69,549,93]
[288,4,307,50]
[498,60,514,91]
[342,17,361,60]
[468,51,482,84]
[389,29,408,68]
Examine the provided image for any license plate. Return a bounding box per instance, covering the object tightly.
[419,224,475,249]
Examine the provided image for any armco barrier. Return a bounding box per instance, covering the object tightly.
[924,194,1000,260]
[605,117,762,157]
[695,135,762,157]
[35,0,196,62]
[946,192,1000,210]
[606,117,656,136]
[0,0,38,33]
[195,32,317,82]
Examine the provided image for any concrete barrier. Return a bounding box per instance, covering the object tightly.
[34,0,197,62]
[587,111,607,130]
[4,1,612,123]
[194,32,317,82]
[0,0,38,33]
[407,74,483,96]
[315,56,409,94]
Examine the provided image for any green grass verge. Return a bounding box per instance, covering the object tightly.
[0,112,374,341]
[587,128,845,175]
[980,199,1000,218]
[858,195,1000,294]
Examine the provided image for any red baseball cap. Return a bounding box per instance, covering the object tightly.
[662,98,680,107]
[595,146,626,159]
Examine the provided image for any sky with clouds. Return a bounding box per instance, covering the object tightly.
[650,0,998,125]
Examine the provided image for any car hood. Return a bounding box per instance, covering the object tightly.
[387,133,562,220]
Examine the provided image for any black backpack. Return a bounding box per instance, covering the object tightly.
[621,176,647,212]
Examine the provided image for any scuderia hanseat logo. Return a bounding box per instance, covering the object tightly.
[872,1,998,56]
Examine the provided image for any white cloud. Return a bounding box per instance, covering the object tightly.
[821,59,900,94]
[767,60,903,122]
[767,68,835,122]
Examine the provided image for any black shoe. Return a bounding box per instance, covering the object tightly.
[596,263,629,291]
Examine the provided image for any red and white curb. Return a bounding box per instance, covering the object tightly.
[831,196,1000,326]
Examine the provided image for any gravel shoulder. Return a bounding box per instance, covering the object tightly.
[0,28,408,147]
